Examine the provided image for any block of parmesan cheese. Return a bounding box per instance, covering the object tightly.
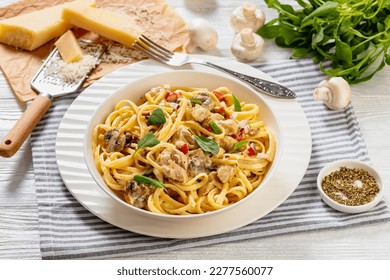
[61,6,142,48]
[0,0,96,51]
[55,30,83,63]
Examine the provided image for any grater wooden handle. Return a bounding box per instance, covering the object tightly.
[0,95,52,158]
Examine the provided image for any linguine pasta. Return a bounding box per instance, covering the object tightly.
[92,85,276,215]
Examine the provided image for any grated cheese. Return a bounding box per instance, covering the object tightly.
[99,39,145,64]
[44,43,103,84]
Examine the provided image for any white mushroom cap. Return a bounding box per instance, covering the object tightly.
[231,28,264,62]
[313,77,352,110]
[184,18,218,52]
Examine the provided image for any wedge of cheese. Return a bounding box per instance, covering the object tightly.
[55,30,83,63]
[0,0,96,51]
[61,6,142,48]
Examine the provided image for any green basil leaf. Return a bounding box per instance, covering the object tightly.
[302,1,339,24]
[291,47,311,58]
[258,23,281,38]
[133,132,160,158]
[193,134,220,154]
[232,95,241,112]
[335,37,353,66]
[133,175,166,189]
[189,98,203,105]
[209,121,221,134]
[233,140,248,152]
[148,108,166,125]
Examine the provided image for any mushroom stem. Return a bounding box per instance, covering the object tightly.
[313,86,332,103]
[313,77,351,111]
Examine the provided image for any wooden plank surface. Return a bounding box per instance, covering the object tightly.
[0,0,389,259]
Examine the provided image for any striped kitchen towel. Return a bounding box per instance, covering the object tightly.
[31,59,390,259]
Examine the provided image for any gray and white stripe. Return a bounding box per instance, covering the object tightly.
[31,59,390,259]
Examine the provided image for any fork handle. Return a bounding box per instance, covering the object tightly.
[0,94,52,158]
[203,62,296,99]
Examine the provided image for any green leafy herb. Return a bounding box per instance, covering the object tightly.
[232,95,241,111]
[192,134,220,154]
[132,132,160,158]
[258,0,390,84]
[209,121,221,134]
[189,98,203,105]
[233,140,248,152]
[133,175,166,189]
[148,108,166,125]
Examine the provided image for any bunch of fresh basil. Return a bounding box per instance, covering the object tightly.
[258,0,390,84]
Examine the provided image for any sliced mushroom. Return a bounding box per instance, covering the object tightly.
[123,180,154,209]
[171,125,196,149]
[187,148,213,177]
[104,129,126,153]
[194,91,215,110]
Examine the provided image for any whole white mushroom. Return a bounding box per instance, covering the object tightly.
[231,28,264,62]
[313,77,352,110]
[183,18,218,52]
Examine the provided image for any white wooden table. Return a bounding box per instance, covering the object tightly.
[1,0,389,259]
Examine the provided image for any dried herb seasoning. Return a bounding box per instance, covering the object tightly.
[321,167,379,206]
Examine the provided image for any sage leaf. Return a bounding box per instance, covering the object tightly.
[132,132,160,158]
[193,134,220,154]
[209,121,221,134]
[189,98,203,105]
[133,175,166,189]
[148,108,166,125]
[232,95,241,112]
[233,140,248,152]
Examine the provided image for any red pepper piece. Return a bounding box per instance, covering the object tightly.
[165,92,178,102]
[246,146,257,156]
[179,143,188,154]
[232,133,243,141]
[213,91,226,102]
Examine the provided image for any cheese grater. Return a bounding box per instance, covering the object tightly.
[0,41,106,158]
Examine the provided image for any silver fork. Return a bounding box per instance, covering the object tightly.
[132,35,295,99]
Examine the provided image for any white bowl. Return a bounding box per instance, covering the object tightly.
[83,70,282,219]
[317,159,383,214]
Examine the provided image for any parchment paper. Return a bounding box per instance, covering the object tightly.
[0,0,188,102]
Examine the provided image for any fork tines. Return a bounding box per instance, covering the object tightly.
[132,35,173,63]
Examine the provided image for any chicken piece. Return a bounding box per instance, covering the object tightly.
[171,125,196,148]
[217,165,235,183]
[158,148,189,182]
[187,148,212,176]
[202,112,224,127]
[218,136,237,152]
[161,161,188,182]
[159,148,188,170]
[215,119,239,135]
[123,180,154,209]
[104,129,126,153]
[190,104,211,123]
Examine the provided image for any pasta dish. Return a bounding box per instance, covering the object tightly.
[92,85,276,215]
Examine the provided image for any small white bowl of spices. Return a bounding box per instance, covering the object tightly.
[317,159,383,214]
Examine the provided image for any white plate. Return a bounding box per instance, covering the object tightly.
[56,55,312,238]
